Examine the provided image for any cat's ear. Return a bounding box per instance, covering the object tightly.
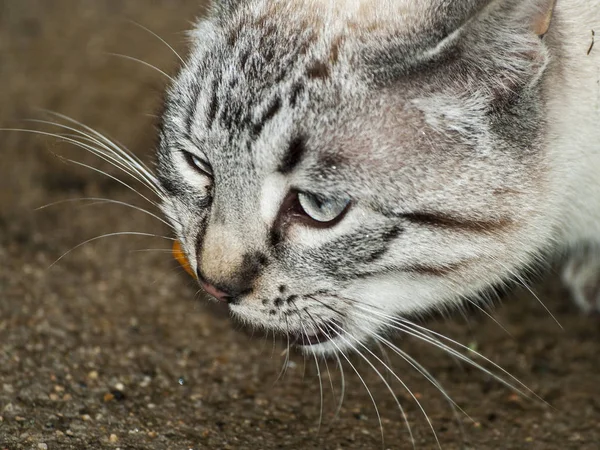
[530,0,557,37]
[431,0,558,49]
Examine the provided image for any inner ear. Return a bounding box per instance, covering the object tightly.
[530,0,557,37]
[429,0,558,52]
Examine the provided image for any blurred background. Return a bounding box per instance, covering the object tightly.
[1,1,599,449]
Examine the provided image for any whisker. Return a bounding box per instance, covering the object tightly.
[496,261,562,329]
[332,326,419,450]
[352,305,544,403]
[49,231,175,269]
[129,248,172,254]
[327,292,536,401]
[274,315,292,384]
[321,354,337,415]
[374,333,472,425]
[301,321,324,434]
[465,297,512,337]
[28,120,162,196]
[127,20,188,68]
[300,308,338,424]
[328,339,385,445]
[36,197,172,229]
[61,156,161,208]
[0,128,162,207]
[40,110,157,180]
[333,353,346,421]
[107,53,175,82]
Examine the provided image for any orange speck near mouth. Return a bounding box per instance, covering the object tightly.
[172,240,196,278]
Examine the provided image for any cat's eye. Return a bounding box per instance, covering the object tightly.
[297,192,350,224]
[184,151,212,176]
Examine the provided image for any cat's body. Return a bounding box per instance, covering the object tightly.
[157,0,600,354]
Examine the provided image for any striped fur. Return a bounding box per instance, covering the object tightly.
[156,0,600,355]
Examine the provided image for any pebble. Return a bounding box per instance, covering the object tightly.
[109,433,118,443]
[88,370,99,380]
[37,444,48,450]
[114,382,125,391]
[81,414,92,422]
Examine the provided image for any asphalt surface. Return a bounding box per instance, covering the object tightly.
[1,1,599,449]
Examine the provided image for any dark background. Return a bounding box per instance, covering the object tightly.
[1,1,599,449]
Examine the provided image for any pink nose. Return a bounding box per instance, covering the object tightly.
[201,281,230,302]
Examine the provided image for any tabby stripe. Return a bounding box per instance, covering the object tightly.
[251,96,281,140]
[205,77,220,130]
[400,211,510,233]
[278,135,307,174]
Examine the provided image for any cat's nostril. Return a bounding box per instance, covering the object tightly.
[200,280,231,302]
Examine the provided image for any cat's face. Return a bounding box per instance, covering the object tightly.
[157,0,556,354]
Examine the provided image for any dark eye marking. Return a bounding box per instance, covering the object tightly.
[157,171,186,197]
[278,135,307,174]
[399,211,512,233]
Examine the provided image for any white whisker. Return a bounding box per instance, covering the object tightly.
[332,327,419,450]
[0,128,162,207]
[497,261,562,329]
[27,119,162,196]
[49,231,175,269]
[301,321,324,434]
[333,353,346,421]
[328,339,385,445]
[352,305,544,403]
[41,110,157,180]
[373,333,471,433]
[36,197,172,229]
[128,20,188,68]
[107,53,175,82]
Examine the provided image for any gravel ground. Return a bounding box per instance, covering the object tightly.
[1,2,599,449]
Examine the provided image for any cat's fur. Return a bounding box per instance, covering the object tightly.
[157,0,600,353]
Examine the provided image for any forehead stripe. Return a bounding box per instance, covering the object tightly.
[251,96,282,140]
[278,135,307,174]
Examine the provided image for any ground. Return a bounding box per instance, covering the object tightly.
[1,1,599,449]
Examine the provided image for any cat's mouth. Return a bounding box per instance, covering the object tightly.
[289,319,341,347]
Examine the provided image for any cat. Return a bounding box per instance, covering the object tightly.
[156,0,600,360]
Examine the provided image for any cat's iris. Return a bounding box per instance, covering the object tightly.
[185,151,212,176]
[297,192,350,225]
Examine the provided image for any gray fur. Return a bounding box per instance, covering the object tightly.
[156,0,600,353]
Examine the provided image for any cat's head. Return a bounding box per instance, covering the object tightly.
[157,0,557,354]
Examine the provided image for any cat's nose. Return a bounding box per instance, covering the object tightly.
[199,277,231,303]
